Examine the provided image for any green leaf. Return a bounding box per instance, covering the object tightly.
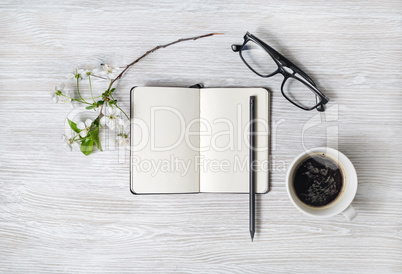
[110,88,116,92]
[97,100,104,105]
[80,137,94,156]
[93,118,100,128]
[68,119,81,133]
[86,105,95,110]
[90,127,102,151]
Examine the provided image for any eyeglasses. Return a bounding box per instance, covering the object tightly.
[232,32,329,112]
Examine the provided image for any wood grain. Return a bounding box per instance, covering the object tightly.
[0,0,401,272]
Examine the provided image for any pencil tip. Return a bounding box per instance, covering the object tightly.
[250,231,255,242]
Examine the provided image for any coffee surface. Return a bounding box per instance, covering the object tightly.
[293,154,343,207]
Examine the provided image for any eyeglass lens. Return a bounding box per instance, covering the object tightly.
[241,40,321,109]
[241,40,278,76]
[282,76,320,109]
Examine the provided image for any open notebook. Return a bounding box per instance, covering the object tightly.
[130,87,269,194]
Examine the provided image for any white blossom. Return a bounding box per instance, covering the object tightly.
[55,83,64,91]
[100,106,123,130]
[116,134,130,147]
[62,133,79,151]
[51,83,64,103]
[80,64,99,79]
[66,68,84,80]
[77,119,93,138]
[99,64,120,80]
[116,120,130,148]
[51,83,72,105]
[59,91,72,105]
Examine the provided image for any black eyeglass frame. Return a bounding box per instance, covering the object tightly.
[232,32,329,111]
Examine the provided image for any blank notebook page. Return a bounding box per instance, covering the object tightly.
[131,87,200,194]
[199,88,269,193]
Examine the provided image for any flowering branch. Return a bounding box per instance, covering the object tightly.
[55,32,223,156]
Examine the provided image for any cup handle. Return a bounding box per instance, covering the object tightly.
[342,205,357,220]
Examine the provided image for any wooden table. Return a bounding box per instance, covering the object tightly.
[1,1,401,272]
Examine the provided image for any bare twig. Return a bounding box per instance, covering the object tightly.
[91,74,107,80]
[107,32,224,90]
[96,33,223,140]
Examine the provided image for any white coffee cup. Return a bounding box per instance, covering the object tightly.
[286,147,358,220]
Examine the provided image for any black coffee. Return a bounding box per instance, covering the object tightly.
[293,154,343,207]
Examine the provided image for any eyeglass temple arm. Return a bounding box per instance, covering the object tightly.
[247,35,317,86]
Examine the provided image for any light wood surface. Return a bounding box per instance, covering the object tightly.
[1,0,401,273]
